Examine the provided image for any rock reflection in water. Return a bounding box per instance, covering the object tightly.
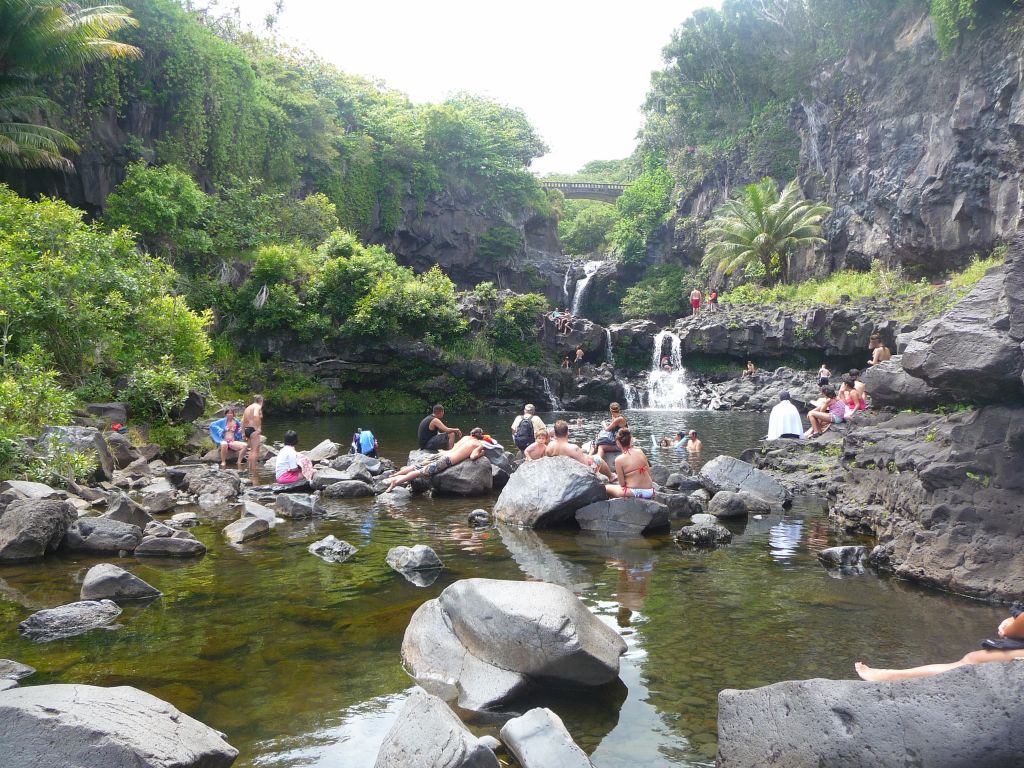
[497,524,595,591]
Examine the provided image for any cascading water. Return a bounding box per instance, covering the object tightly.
[571,260,602,317]
[801,99,826,176]
[562,264,573,307]
[605,328,615,367]
[541,377,563,411]
[623,382,641,410]
[642,330,689,410]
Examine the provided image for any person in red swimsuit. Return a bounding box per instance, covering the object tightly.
[605,429,655,499]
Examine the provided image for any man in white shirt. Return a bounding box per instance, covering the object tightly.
[767,391,804,440]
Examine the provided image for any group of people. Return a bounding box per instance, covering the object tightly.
[560,346,586,377]
[659,430,702,453]
[688,287,719,315]
[550,308,575,335]
[208,395,264,473]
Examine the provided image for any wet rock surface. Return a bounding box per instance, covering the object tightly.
[222,517,270,544]
[699,455,790,505]
[0,683,238,767]
[18,599,122,642]
[674,522,732,548]
[0,498,76,562]
[135,533,206,558]
[80,563,161,601]
[574,498,670,536]
[64,517,142,554]
[308,535,357,563]
[386,545,442,572]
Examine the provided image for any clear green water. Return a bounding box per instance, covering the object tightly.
[0,410,998,767]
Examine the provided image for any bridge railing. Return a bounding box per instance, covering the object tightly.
[539,181,629,191]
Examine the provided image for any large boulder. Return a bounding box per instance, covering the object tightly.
[699,455,789,505]
[310,468,349,490]
[574,498,669,536]
[859,356,942,409]
[39,425,115,481]
[0,683,238,767]
[0,498,75,562]
[242,500,277,525]
[64,517,142,554]
[330,453,383,475]
[0,480,63,500]
[708,491,749,520]
[386,545,443,572]
[717,663,1024,768]
[105,431,142,469]
[402,578,626,710]
[372,687,499,768]
[431,458,493,497]
[304,439,341,463]
[499,707,594,768]
[493,457,607,528]
[103,493,153,529]
[84,402,129,425]
[18,600,122,642]
[275,493,322,518]
[81,563,161,601]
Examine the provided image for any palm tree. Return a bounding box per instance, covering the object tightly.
[703,177,830,284]
[0,0,141,171]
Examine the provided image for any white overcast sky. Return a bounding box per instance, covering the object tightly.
[231,0,719,175]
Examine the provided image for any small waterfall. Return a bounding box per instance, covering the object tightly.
[604,328,615,367]
[562,264,573,307]
[643,330,689,410]
[571,260,602,317]
[623,382,641,410]
[541,377,563,411]
[801,99,825,176]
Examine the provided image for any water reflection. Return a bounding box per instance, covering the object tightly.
[768,518,803,561]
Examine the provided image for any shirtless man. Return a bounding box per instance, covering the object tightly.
[867,333,892,366]
[545,419,613,480]
[417,404,462,451]
[385,428,486,492]
[242,395,264,464]
[523,429,549,460]
[685,429,702,453]
[689,287,702,315]
[605,429,655,499]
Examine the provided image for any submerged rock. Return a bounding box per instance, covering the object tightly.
[402,578,626,710]
[468,509,491,528]
[0,683,238,767]
[372,687,499,768]
[81,563,161,601]
[717,663,1024,768]
[499,707,594,768]
[493,457,607,528]
[135,533,206,558]
[386,545,443,572]
[574,498,670,536]
[0,498,76,562]
[674,523,732,548]
[308,535,357,563]
[818,545,867,568]
[0,659,35,680]
[19,600,122,642]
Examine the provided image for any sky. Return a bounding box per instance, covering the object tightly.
[230,0,719,175]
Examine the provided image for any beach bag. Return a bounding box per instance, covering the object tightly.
[513,417,535,450]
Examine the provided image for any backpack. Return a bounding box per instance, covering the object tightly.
[513,416,535,450]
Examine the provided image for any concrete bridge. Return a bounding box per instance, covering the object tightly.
[540,181,628,203]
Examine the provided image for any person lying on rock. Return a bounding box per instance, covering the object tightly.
[210,408,248,469]
[546,419,612,480]
[523,428,549,460]
[856,609,1024,681]
[384,428,486,492]
[805,387,845,438]
[605,429,655,500]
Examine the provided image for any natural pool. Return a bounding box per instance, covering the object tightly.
[0,410,1000,766]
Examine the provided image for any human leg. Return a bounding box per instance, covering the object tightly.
[219,441,229,468]
[855,649,1024,681]
[229,440,248,467]
[605,483,627,498]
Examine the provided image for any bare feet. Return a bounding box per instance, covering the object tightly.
[854,662,893,681]
[220,462,227,469]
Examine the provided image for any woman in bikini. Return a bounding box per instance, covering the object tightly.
[856,610,1024,681]
[605,429,655,500]
[592,402,628,461]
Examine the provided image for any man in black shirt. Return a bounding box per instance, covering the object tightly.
[417,404,462,451]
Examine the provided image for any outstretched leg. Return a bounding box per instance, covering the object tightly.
[855,649,1024,681]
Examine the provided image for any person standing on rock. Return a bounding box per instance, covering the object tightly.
[210,408,247,470]
[546,419,612,479]
[767,392,804,440]
[817,364,832,386]
[511,404,545,453]
[574,346,585,378]
[605,429,655,499]
[867,333,892,366]
[385,429,486,492]
[708,287,719,312]
[689,287,702,315]
[418,404,461,451]
[242,395,263,474]
[855,610,1024,681]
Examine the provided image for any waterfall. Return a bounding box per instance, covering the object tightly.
[562,264,573,307]
[643,330,689,410]
[541,377,563,411]
[623,382,641,410]
[801,99,825,176]
[604,328,615,367]
[571,260,602,317]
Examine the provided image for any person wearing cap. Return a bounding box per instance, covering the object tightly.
[767,391,804,440]
[511,404,545,453]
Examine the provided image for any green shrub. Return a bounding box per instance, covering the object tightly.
[620,264,694,320]
[488,293,549,364]
[558,200,617,255]
[123,357,203,421]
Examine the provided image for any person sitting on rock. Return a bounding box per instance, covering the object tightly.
[685,429,702,453]
[561,355,571,369]
[275,430,313,484]
[868,333,892,366]
[805,387,845,437]
[605,429,655,499]
[849,368,867,398]
[417,404,462,451]
[767,391,804,440]
[524,428,549,460]
[562,310,574,335]
[385,429,486,492]
[546,419,612,479]
[592,402,628,461]
[210,408,248,469]
[855,609,1024,681]
[839,376,866,413]
[742,360,757,378]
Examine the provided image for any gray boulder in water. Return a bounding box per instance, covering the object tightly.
[373,687,499,768]
[135,533,206,558]
[708,491,749,520]
[0,683,238,767]
[103,492,153,529]
[81,563,161,601]
[0,498,75,562]
[402,578,626,711]
[717,663,1024,768]
[574,498,669,536]
[222,517,270,544]
[674,523,732,548]
[64,517,142,554]
[322,480,374,498]
[431,458,493,497]
[275,493,322,518]
[699,455,790,505]
[19,600,122,642]
[308,535,357,563]
[499,707,594,768]
[818,545,867,568]
[493,457,607,528]
[386,545,443,572]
